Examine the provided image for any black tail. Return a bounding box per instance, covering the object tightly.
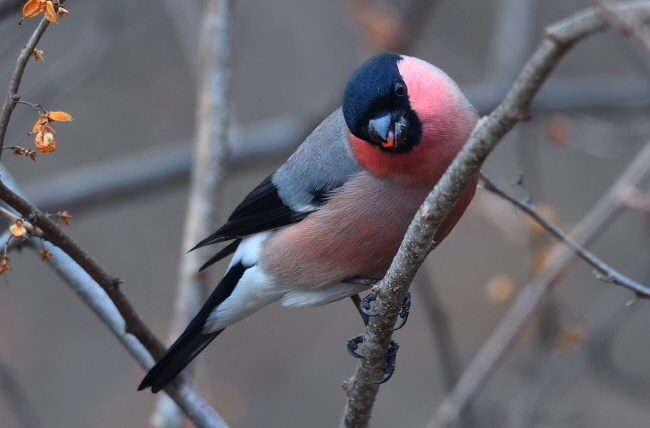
[138,328,223,393]
[139,262,248,393]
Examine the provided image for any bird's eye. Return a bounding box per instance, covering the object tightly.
[394,81,407,97]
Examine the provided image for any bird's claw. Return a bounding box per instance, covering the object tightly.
[347,335,364,358]
[346,335,400,384]
[375,340,399,384]
[393,292,411,331]
[360,292,379,317]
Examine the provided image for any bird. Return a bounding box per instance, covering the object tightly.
[138,52,479,393]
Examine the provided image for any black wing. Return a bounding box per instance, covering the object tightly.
[191,174,312,251]
[192,109,362,270]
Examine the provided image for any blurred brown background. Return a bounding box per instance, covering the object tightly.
[2,0,650,427]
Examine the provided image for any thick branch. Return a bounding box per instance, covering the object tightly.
[17,237,225,428]
[340,3,650,427]
[0,181,166,356]
[428,137,650,428]
[0,163,227,427]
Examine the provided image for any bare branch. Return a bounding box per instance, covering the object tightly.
[151,0,234,426]
[592,0,650,54]
[23,234,227,427]
[0,162,227,427]
[0,182,167,356]
[0,17,49,160]
[341,3,650,427]
[481,172,650,296]
[0,180,230,427]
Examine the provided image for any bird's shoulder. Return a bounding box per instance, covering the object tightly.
[194,109,362,250]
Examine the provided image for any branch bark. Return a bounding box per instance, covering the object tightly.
[0,17,49,160]
[428,137,650,428]
[481,172,650,296]
[340,3,650,427]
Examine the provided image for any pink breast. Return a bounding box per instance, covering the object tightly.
[259,173,433,289]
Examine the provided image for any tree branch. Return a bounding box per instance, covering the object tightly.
[151,0,234,426]
[340,3,650,427]
[428,136,650,428]
[0,181,228,427]
[0,181,166,356]
[0,17,49,159]
[480,171,650,297]
[0,6,224,427]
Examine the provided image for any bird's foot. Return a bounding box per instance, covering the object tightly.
[346,334,400,383]
[359,291,411,330]
[347,334,364,358]
[394,291,411,331]
[376,340,399,384]
[360,292,379,317]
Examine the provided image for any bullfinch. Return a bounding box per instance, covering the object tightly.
[139,53,478,393]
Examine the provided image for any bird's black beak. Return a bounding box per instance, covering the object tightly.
[368,113,409,149]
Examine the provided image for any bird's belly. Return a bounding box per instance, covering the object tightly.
[259,175,430,304]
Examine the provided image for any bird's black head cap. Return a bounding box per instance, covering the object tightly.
[342,53,422,153]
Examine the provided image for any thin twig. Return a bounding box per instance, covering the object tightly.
[150,0,235,426]
[0,206,43,237]
[0,17,49,160]
[593,0,650,54]
[428,138,650,428]
[341,3,650,427]
[481,172,650,297]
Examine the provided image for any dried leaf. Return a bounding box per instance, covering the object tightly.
[40,246,53,262]
[9,220,27,238]
[21,0,44,20]
[44,0,57,23]
[32,49,44,62]
[47,111,72,121]
[0,256,11,275]
[55,210,72,225]
[32,116,46,134]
